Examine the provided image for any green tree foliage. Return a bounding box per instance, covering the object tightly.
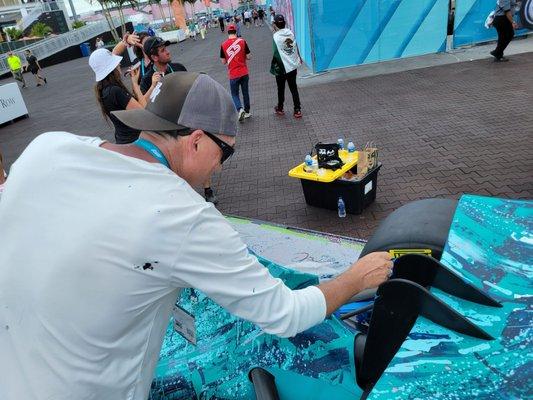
[72,20,87,29]
[30,22,53,37]
[5,27,23,40]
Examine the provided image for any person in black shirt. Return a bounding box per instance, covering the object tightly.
[89,48,160,144]
[140,37,187,94]
[24,50,47,87]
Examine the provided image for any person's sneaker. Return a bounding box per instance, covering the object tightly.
[36,83,42,87]
[22,84,26,88]
[244,111,252,119]
[274,106,285,116]
[294,110,302,119]
[238,108,245,122]
[204,188,218,205]
[489,50,498,59]
[496,56,509,62]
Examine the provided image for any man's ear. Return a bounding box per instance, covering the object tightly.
[188,130,204,153]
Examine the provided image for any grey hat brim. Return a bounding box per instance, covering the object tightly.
[111,108,186,132]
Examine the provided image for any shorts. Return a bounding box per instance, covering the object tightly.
[245,18,251,23]
[29,66,39,74]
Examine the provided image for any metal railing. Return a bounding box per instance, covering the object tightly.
[0,18,121,76]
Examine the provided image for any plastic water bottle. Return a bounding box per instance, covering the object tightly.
[312,159,319,173]
[347,141,356,161]
[337,197,346,218]
[304,155,313,173]
[337,138,345,150]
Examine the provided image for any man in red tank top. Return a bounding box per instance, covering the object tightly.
[220,24,252,122]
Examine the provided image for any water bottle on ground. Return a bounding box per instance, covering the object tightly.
[338,197,346,218]
[304,154,313,173]
[337,138,345,150]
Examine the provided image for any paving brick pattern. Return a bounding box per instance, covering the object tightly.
[1,26,532,239]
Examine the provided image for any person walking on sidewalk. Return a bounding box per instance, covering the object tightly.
[490,0,518,62]
[24,50,47,87]
[218,15,225,33]
[7,52,26,88]
[221,23,252,122]
[270,14,302,118]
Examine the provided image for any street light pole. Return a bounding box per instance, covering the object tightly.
[67,0,79,22]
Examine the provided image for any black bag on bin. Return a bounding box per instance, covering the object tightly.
[314,142,344,170]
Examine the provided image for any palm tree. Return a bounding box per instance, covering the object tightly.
[184,0,197,20]
[152,0,168,23]
[92,0,120,41]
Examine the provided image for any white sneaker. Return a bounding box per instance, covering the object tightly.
[244,111,252,119]
[238,108,245,122]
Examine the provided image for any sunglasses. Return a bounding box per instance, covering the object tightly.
[146,38,165,55]
[203,131,234,164]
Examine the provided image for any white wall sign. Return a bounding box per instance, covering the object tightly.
[0,83,29,125]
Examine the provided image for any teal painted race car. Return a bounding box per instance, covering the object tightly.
[149,195,532,399]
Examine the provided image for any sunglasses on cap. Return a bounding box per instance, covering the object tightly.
[146,37,166,55]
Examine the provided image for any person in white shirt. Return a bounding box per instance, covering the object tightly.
[0,72,392,400]
[95,36,105,49]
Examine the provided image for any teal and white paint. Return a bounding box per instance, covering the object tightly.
[150,195,532,399]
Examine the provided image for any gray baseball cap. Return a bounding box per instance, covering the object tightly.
[112,72,238,136]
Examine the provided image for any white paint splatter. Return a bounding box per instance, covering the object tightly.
[386,359,452,373]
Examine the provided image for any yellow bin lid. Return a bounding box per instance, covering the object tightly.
[288,151,358,183]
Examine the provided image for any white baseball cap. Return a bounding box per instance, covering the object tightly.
[89,48,123,82]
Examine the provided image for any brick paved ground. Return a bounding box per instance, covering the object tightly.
[1,26,532,239]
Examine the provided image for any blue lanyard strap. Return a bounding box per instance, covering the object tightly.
[153,64,174,74]
[133,138,170,168]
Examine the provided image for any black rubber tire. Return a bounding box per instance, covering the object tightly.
[360,198,458,260]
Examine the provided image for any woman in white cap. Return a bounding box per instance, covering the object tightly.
[89,48,160,144]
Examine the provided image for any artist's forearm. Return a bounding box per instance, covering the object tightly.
[318,269,363,315]
[506,10,514,24]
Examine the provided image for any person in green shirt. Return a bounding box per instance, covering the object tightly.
[6,52,26,88]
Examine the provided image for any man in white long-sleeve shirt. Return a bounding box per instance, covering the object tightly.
[0,72,392,400]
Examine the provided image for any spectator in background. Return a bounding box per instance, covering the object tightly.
[258,8,265,26]
[271,14,303,119]
[218,15,225,32]
[220,23,252,122]
[244,9,252,28]
[95,37,105,49]
[24,50,47,87]
[6,52,26,88]
[490,0,518,62]
[131,31,153,85]
[140,37,187,94]
[89,49,160,144]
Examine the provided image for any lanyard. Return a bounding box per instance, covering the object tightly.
[153,64,174,75]
[141,59,145,77]
[133,138,170,168]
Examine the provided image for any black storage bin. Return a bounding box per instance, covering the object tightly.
[300,164,381,214]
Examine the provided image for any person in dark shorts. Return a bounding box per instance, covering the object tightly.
[24,50,47,87]
[218,15,225,32]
